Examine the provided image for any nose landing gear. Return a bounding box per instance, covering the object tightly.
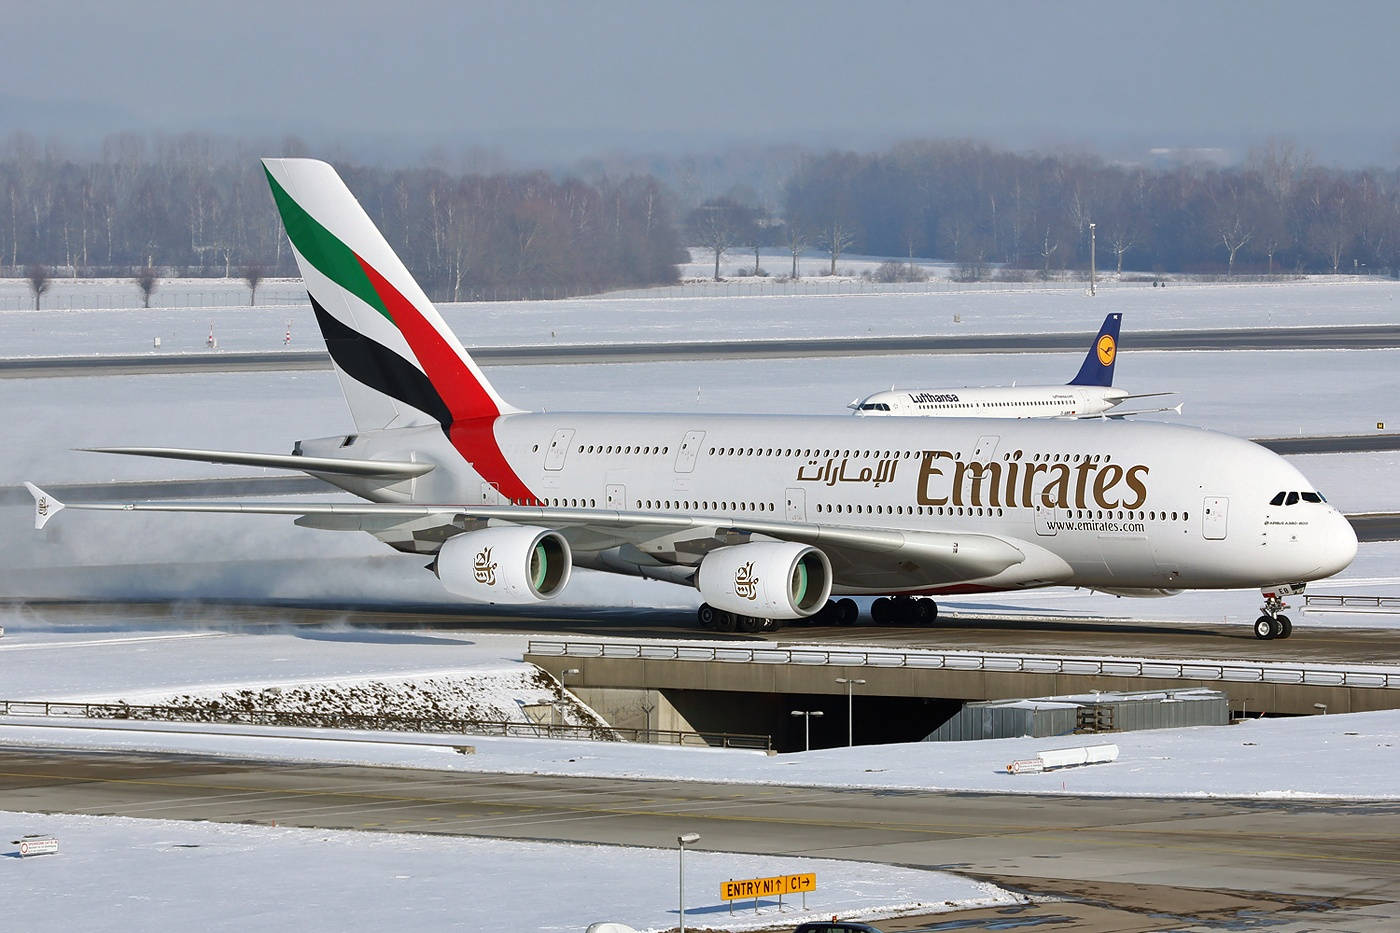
[1254,586,1300,640]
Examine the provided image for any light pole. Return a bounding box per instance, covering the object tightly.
[1088,222,1097,296]
[678,832,701,933]
[790,709,824,751]
[834,677,866,747]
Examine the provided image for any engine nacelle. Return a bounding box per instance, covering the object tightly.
[436,526,572,603]
[696,542,832,619]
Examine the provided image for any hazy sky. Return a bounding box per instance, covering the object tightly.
[4,0,1397,165]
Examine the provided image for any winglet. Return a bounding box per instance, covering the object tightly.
[24,482,64,530]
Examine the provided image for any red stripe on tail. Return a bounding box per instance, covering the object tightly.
[356,255,536,503]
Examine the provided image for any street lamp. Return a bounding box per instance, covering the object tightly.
[678,832,701,933]
[834,677,866,747]
[1088,222,1097,296]
[790,709,825,751]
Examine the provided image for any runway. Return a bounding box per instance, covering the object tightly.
[8,597,1400,666]
[1,747,1396,931]
[7,322,1400,378]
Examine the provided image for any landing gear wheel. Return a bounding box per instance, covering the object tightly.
[1273,615,1293,639]
[1253,616,1275,640]
[890,596,916,625]
[738,614,761,634]
[915,598,938,625]
[697,604,717,630]
[762,617,784,632]
[836,598,858,626]
[870,597,892,625]
[715,610,736,633]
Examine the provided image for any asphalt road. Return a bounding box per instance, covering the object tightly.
[8,322,1400,378]
[1,748,1396,931]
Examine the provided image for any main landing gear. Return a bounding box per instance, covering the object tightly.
[695,597,861,633]
[1254,590,1294,640]
[871,595,939,626]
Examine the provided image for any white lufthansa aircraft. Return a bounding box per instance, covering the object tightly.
[26,160,1355,640]
[850,313,1177,419]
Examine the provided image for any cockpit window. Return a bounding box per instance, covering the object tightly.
[1269,491,1286,506]
[1300,492,1323,503]
[859,403,890,411]
[1285,491,1299,506]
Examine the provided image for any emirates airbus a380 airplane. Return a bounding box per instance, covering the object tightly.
[27,159,1356,641]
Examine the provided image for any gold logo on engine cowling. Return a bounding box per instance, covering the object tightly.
[473,547,498,586]
[734,561,759,600]
[1097,334,1116,366]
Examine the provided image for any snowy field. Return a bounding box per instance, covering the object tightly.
[1,275,1397,357]
[0,811,1022,932]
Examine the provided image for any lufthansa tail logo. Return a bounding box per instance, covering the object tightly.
[473,547,498,586]
[734,562,759,600]
[1096,334,1116,366]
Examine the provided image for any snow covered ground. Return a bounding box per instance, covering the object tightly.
[1,626,1397,800]
[1,275,1397,356]
[0,811,1022,932]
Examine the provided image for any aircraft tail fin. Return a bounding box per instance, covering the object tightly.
[262,158,518,433]
[1068,313,1122,387]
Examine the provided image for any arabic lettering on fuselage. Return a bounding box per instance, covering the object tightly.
[795,457,899,487]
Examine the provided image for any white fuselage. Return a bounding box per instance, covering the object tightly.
[852,385,1132,418]
[306,412,1356,597]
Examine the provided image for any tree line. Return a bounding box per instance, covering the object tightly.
[0,132,684,300]
[766,139,1400,279]
[6,131,1400,300]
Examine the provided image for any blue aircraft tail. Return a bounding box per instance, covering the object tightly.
[1068,313,1122,387]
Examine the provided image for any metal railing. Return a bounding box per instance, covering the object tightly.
[0,700,771,751]
[527,640,1400,690]
[1304,594,1400,614]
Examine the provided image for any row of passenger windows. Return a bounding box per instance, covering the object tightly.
[535,439,1120,466]
[1269,490,1325,506]
[509,496,1187,524]
[813,503,1188,521]
[636,499,775,513]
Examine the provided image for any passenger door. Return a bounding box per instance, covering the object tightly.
[1202,496,1228,540]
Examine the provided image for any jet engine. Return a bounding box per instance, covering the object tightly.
[696,542,832,619]
[435,526,572,603]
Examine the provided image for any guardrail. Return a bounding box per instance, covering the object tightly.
[0,700,771,751]
[1304,594,1400,614]
[527,640,1400,690]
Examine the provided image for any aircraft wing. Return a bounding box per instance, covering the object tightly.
[83,447,433,479]
[25,483,1026,592]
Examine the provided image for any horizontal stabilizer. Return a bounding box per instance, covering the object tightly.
[24,482,65,530]
[1099,403,1183,420]
[84,447,433,479]
[1116,391,1175,401]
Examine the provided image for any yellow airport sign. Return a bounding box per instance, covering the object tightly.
[721,873,816,901]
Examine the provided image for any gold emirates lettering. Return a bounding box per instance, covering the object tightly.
[916,450,1148,510]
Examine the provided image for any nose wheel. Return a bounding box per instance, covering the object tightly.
[1254,592,1295,640]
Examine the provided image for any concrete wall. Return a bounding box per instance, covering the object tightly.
[531,655,1399,717]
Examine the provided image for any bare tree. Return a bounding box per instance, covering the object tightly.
[135,266,158,308]
[25,263,50,310]
[783,223,809,279]
[243,264,264,306]
[1212,182,1255,278]
[1039,227,1058,279]
[819,219,856,275]
[685,198,752,281]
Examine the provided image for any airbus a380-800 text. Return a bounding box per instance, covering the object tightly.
[27,159,1356,640]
